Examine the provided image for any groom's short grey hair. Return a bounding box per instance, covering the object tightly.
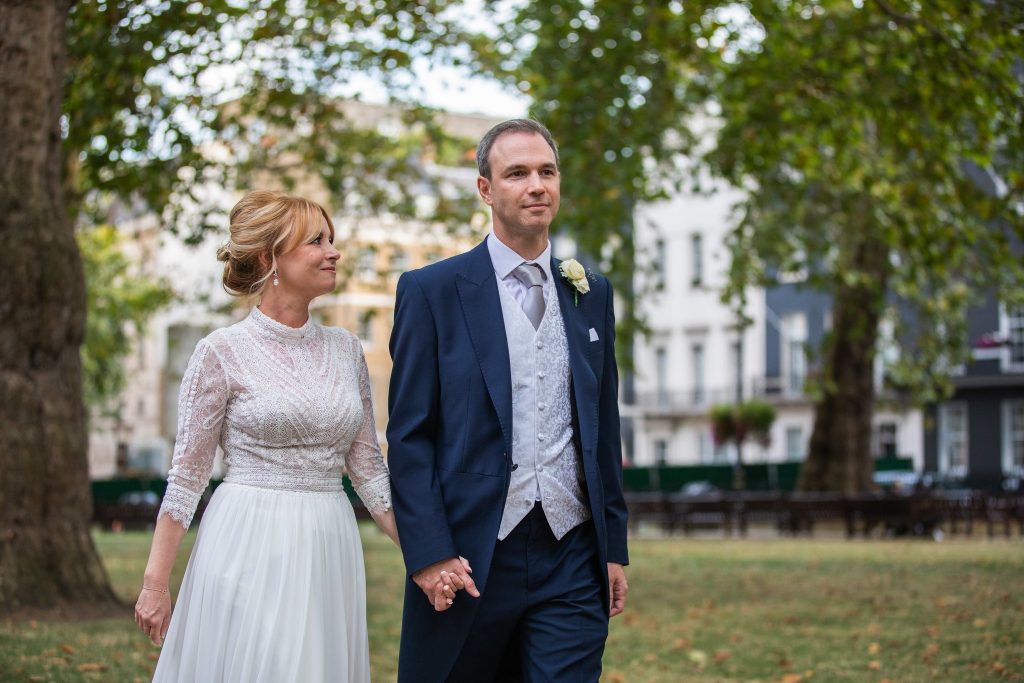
[476,119,560,180]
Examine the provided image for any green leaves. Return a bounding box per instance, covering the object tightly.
[77,226,174,414]
[703,0,1024,403]
[485,0,710,362]
[65,0,479,239]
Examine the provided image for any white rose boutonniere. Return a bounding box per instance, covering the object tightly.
[559,258,590,305]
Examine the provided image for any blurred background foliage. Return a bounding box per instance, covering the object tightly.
[65,1,1023,480]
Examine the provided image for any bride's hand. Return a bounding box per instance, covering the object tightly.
[135,586,172,646]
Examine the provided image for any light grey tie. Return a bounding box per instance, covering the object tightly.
[512,262,546,330]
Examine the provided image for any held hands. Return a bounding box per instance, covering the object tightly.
[608,562,629,618]
[412,556,479,612]
[135,586,172,646]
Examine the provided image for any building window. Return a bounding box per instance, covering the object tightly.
[690,233,703,287]
[653,239,666,291]
[1004,305,1024,370]
[1003,400,1024,477]
[699,431,714,464]
[653,439,668,467]
[390,248,409,277]
[938,402,969,478]
[785,427,804,460]
[872,422,898,459]
[655,347,668,407]
[874,317,898,392]
[731,340,744,402]
[781,313,807,395]
[357,247,377,279]
[692,342,705,406]
[357,310,375,344]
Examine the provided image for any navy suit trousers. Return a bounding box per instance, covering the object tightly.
[446,505,609,683]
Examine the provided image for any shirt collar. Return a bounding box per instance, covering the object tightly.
[486,233,553,283]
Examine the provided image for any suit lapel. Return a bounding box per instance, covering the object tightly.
[552,257,598,454]
[456,241,514,452]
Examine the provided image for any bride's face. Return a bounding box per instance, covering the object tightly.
[275,215,339,298]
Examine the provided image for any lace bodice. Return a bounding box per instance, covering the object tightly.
[158,307,391,529]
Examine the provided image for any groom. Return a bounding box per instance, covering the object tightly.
[387,119,629,682]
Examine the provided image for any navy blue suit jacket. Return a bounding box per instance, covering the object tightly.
[387,239,629,682]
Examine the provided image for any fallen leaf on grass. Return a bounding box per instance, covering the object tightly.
[78,663,107,672]
[868,642,880,655]
[674,638,691,650]
[925,625,940,638]
[778,657,793,669]
[973,618,987,628]
[868,660,882,670]
[605,671,625,683]
[713,650,732,663]
[992,662,1006,673]
[780,674,803,683]
[60,643,76,654]
[866,622,882,636]
[688,650,708,667]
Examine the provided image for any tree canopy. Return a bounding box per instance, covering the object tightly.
[700,0,1024,489]
[66,0,480,237]
[480,0,708,355]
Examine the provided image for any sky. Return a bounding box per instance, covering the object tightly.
[343,60,530,119]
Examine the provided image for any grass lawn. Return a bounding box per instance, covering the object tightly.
[2,526,1023,682]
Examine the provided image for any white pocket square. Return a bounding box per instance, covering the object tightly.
[589,328,599,342]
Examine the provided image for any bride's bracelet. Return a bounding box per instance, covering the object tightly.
[142,585,169,594]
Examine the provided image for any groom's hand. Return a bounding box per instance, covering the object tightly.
[413,556,480,611]
[608,562,629,618]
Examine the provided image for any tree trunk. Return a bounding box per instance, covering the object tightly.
[0,0,117,612]
[798,232,889,493]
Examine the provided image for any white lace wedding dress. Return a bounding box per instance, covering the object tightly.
[152,307,392,683]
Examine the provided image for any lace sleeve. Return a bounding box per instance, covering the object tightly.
[158,339,229,529]
[346,335,392,515]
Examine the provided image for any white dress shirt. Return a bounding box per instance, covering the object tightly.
[486,233,554,310]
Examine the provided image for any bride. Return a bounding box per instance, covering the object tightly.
[135,190,400,682]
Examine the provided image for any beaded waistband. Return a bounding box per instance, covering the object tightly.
[224,467,347,493]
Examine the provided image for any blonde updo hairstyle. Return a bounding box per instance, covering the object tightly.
[217,190,336,297]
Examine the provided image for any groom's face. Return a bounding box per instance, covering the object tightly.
[477,132,561,244]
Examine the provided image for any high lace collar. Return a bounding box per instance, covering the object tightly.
[248,306,318,341]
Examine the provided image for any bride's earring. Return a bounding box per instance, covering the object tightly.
[273,270,279,287]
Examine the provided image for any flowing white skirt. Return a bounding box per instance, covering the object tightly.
[152,482,370,683]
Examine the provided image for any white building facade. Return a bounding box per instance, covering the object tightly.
[628,176,924,474]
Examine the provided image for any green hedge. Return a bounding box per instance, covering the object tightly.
[91,476,358,505]
[622,457,914,493]
[93,456,915,501]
